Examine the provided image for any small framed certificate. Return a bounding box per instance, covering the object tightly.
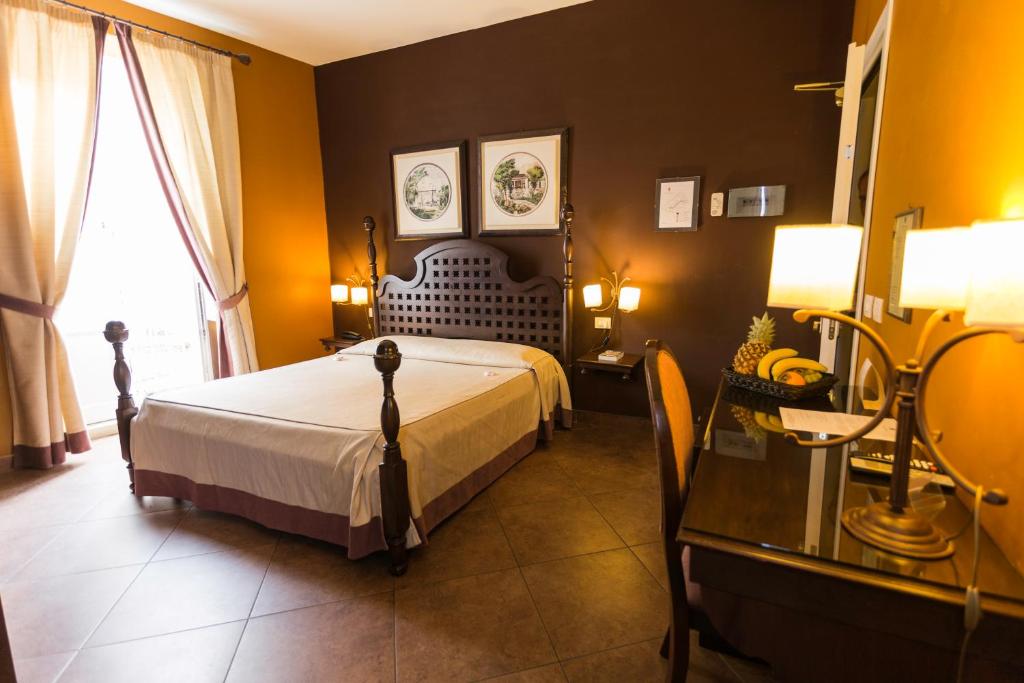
[888,207,923,323]
[655,176,700,231]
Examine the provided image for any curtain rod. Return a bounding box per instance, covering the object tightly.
[47,0,253,65]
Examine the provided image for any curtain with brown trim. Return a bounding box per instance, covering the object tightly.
[115,24,258,377]
[0,0,107,468]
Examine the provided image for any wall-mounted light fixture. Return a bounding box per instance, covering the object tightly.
[583,271,641,357]
[331,275,373,336]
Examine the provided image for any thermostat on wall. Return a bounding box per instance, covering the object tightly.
[710,192,724,217]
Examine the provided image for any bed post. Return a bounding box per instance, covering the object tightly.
[561,203,575,372]
[365,216,381,338]
[375,339,409,576]
[103,321,138,493]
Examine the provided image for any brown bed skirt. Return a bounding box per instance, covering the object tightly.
[134,410,570,559]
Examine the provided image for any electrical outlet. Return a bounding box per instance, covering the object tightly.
[594,316,612,329]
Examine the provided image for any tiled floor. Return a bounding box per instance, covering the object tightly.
[0,411,774,682]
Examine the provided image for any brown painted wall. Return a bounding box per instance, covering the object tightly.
[316,0,853,415]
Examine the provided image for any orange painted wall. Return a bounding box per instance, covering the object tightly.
[1,1,330,456]
[853,0,1024,572]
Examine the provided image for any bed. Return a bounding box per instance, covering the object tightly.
[102,206,577,575]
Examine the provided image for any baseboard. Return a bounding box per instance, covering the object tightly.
[88,421,118,440]
[0,453,11,470]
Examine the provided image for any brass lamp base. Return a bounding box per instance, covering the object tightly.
[842,502,954,560]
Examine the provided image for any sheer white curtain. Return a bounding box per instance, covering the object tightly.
[0,0,105,467]
[116,24,258,376]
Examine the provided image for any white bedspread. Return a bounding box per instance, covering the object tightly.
[131,336,571,556]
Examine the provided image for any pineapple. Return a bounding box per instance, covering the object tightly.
[732,313,775,375]
[730,405,765,442]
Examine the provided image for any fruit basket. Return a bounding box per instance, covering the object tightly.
[722,365,838,401]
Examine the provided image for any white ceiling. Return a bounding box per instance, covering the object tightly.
[124,0,591,66]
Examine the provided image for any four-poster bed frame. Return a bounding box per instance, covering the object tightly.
[104,203,576,575]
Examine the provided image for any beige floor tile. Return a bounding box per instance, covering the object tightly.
[589,486,661,546]
[718,650,776,683]
[82,491,191,521]
[12,651,76,683]
[630,542,669,591]
[462,490,493,513]
[396,568,556,682]
[3,565,141,660]
[483,663,567,682]
[151,508,279,560]
[0,484,108,532]
[496,497,623,565]
[554,452,658,496]
[521,549,666,660]
[14,510,184,579]
[64,621,245,683]
[561,639,667,682]
[227,594,394,683]
[0,525,65,583]
[486,454,580,509]
[397,508,516,588]
[251,536,393,616]
[88,544,274,646]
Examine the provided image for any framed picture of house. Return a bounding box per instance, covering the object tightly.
[390,140,468,241]
[655,176,701,231]
[478,128,568,236]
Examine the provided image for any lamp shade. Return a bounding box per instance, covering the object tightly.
[766,225,863,310]
[330,284,349,303]
[964,218,1024,328]
[350,286,369,306]
[898,228,969,311]
[583,283,603,309]
[618,286,641,312]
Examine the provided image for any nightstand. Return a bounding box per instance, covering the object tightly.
[320,336,362,353]
[575,351,643,381]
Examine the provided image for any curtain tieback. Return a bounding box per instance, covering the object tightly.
[217,283,249,312]
[0,293,57,319]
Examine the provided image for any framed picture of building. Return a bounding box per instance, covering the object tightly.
[478,128,568,236]
[390,140,468,241]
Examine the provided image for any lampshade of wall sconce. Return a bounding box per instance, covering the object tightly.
[898,227,969,311]
[331,284,350,303]
[964,218,1024,328]
[583,283,603,309]
[618,286,641,312]
[350,286,369,306]
[766,224,863,310]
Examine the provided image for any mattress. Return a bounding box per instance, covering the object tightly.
[130,335,572,557]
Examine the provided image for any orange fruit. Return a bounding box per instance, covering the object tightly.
[778,370,807,386]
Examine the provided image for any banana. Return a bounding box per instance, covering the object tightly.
[757,348,798,379]
[771,357,828,381]
[755,411,787,433]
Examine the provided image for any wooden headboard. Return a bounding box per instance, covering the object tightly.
[362,205,575,364]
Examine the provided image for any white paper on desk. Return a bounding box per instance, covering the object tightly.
[779,408,897,442]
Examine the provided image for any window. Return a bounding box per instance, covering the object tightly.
[58,34,212,425]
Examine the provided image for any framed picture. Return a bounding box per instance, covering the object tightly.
[655,176,701,231]
[888,206,923,323]
[390,140,467,241]
[478,128,568,236]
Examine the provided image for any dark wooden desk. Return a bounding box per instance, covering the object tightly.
[677,379,1024,682]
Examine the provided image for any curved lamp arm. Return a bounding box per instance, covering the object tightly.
[915,327,1013,506]
[784,309,900,447]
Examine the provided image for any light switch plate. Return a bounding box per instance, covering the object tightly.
[594,316,612,329]
[710,192,724,217]
[872,296,884,322]
[863,295,876,319]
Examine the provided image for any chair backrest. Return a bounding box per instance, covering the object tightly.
[644,339,696,546]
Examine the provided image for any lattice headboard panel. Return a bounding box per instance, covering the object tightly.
[376,240,565,360]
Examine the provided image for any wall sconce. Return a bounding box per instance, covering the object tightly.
[766,222,1022,560]
[332,275,373,336]
[583,271,641,357]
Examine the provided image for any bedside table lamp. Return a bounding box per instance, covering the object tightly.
[582,272,640,353]
[766,222,1021,559]
[332,276,373,336]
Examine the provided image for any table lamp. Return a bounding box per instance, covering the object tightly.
[582,272,640,357]
[331,276,373,336]
[766,222,1020,559]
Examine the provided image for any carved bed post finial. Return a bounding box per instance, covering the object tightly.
[375,339,409,576]
[561,203,575,372]
[364,216,381,338]
[103,321,138,493]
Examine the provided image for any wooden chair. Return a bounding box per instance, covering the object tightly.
[644,339,722,681]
